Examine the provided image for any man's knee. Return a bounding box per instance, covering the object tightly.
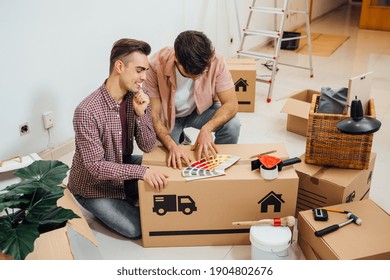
[215,116,241,144]
[227,116,241,131]
[223,116,241,137]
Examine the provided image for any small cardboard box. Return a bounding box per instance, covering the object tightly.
[226,58,256,112]
[0,188,97,260]
[294,153,376,215]
[281,89,320,136]
[298,199,390,260]
[139,144,299,247]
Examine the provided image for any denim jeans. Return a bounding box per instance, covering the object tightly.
[74,155,142,239]
[171,103,241,144]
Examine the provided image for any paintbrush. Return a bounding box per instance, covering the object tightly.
[232,216,295,227]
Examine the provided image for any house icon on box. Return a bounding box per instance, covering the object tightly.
[257,191,285,213]
[234,78,249,92]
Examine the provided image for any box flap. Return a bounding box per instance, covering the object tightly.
[295,154,376,186]
[228,64,257,71]
[0,153,41,173]
[299,199,390,260]
[225,58,256,65]
[58,188,97,245]
[281,98,311,119]
[26,227,74,260]
[226,58,256,71]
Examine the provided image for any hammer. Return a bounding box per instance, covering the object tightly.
[314,212,362,237]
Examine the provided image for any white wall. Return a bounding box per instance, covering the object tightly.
[0,0,348,160]
[312,0,349,18]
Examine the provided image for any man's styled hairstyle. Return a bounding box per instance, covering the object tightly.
[174,30,215,76]
[109,38,151,73]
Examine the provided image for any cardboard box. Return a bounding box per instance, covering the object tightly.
[294,153,376,215]
[0,188,97,260]
[281,89,320,136]
[298,199,390,260]
[139,144,299,247]
[226,58,256,112]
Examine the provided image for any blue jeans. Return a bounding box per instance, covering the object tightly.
[74,155,142,239]
[171,103,241,144]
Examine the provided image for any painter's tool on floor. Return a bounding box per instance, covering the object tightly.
[232,216,295,227]
[314,212,362,237]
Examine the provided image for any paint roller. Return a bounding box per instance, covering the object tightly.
[232,216,295,227]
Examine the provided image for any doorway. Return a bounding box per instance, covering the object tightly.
[360,0,390,30]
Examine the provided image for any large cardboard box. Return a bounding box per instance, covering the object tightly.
[0,177,97,260]
[298,199,390,260]
[226,58,256,112]
[294,153,376,215]
[281,89,320,136]
[139,144,299,247]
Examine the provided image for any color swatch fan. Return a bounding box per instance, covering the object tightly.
[182,154,240,181]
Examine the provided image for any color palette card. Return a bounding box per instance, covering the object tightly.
[182,154,240,181]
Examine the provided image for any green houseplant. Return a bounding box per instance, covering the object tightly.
[0,160,79,260]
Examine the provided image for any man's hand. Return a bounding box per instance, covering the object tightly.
[143,169,169,192]
[192,125,218,161]
[167,145,192,169]
[133,89,150,116]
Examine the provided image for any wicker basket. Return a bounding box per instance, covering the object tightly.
[305,94,375,169]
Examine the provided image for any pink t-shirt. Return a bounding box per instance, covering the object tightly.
[144,47,234,132]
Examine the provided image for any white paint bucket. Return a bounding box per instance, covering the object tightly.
[250,225,292,260]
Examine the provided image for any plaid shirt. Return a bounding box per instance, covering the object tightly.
[67,83,156,199]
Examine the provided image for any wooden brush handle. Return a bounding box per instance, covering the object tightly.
[232,220,273,226]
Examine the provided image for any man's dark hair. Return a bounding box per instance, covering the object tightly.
[174,30,215,76]
[109,38,151,73]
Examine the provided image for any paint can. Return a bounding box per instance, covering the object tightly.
[250,225,292,260]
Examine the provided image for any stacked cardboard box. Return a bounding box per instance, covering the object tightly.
[294,153,376,215]
[298,199,390,260]
[226,58,256,112]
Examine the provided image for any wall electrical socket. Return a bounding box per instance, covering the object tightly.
[42,111,55,129]
[20,122,30,136]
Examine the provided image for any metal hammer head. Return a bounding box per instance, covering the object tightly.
[347,212,362,225]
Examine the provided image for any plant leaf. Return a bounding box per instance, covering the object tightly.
[0,218,40,260]
[0,184,64,213]
[37,207,80,225]
[0,198,30,212]
[4,181,45,196]
[26,187,65,217]
[14,160,69,188]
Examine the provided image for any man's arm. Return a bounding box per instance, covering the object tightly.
[133,89,157,153]
[193,87,238,160]
[150,97,192,169]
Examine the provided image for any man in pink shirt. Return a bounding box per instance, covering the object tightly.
[144,30,241,169]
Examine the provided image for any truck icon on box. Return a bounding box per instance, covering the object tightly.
[153,195,197,216]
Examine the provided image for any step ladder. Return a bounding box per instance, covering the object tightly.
[237,0,314,103]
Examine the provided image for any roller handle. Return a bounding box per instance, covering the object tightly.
[314,224,340,237]
[278,157,301,171]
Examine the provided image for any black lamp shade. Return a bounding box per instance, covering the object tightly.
[336,98,381,135]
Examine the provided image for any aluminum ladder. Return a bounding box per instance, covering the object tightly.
[237,0,314,103]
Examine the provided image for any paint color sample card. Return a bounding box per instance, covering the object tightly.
[182,154,240,181]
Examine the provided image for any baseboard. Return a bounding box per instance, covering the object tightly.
[39,139,75,160]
